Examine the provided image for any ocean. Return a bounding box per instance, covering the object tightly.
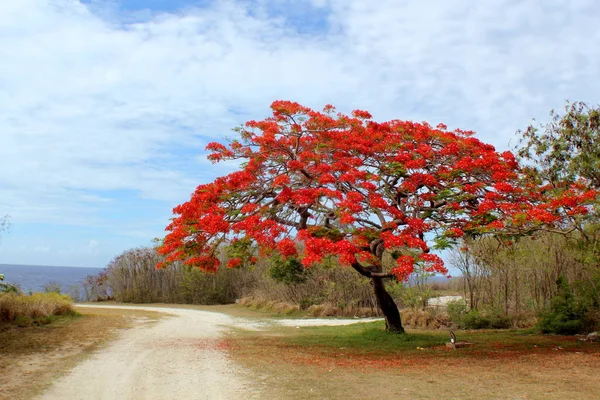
[0,264,104,300]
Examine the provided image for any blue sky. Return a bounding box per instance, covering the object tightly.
[0,0,599,268]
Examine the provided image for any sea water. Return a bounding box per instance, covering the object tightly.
[0,264,103,299]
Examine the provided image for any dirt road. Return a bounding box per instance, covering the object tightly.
[38,305,258,400]
[38,305,376,400]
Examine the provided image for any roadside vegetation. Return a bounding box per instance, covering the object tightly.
[0,291,77,327]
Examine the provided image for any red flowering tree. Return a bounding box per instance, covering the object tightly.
[159,101,596,333]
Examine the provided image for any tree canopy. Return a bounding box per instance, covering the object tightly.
[518,101,600,188]
[159,101,596,332]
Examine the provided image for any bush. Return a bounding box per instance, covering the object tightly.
[447,299,467,327]
[584,308,600,332]
[401,308,452,329]
[446,300,511,329]
[0,274,20,294]
[0,292,76,326]
[538,277,588,335]
[269,257,310,285]
[461,310,511,330]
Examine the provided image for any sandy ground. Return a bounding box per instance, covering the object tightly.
[37,304,371,400]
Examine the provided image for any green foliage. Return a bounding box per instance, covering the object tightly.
[224,237,256,266]
[462,310,511,330]
[397,285,431,310]
[268,256,310,285]
[538,276,588,334]
[447,299,467,327]
[575,273,600,311]
[298,298,316,310]
[447,300,510,329]
[289,321,445,351]
[518,101,600,187]
[433,236,453,250]
[394,268,436,310]
[308,226,345,241]
[0,274,21,294]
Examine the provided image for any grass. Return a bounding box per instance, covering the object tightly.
[0,292,76,327]
[0,305,164,400]
[258,321,598,359]
[223,321,600,400]
[285,321,445,353]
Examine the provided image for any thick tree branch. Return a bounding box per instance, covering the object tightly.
[350,261,395,279]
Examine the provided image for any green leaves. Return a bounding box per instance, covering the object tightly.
[432,236,454,251]
[268,256,310,285]
[518,101,600,188]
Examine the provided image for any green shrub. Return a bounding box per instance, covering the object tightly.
[461,310,511,330]
[538,276,588,335]
[447,300,511,330]
[0,274,20,294]
[488,313,511,329]
[447,299,467,327]
[269,257,310,285]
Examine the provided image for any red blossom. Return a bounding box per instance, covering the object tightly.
[276,238,298,257]
[273,175,290,186]
[158,100,590,287]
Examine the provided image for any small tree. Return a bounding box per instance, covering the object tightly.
[159,101,595,333]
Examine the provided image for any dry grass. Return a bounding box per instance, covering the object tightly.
[239,296,379,318]
[0,292,75,327]
[239,296,461,325]
[0,306,163,400]
[400,308,453,329]
[239,296,301,315]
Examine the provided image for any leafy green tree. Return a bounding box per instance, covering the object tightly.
[518,101,600,262]
[518,101,600,187]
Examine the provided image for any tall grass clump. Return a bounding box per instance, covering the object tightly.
[0,292,76,327]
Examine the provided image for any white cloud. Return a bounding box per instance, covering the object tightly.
[1,0,599,265]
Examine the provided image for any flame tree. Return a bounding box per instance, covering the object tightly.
[159,101,595,333]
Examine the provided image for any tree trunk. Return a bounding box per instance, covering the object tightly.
[372,276,404,333]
